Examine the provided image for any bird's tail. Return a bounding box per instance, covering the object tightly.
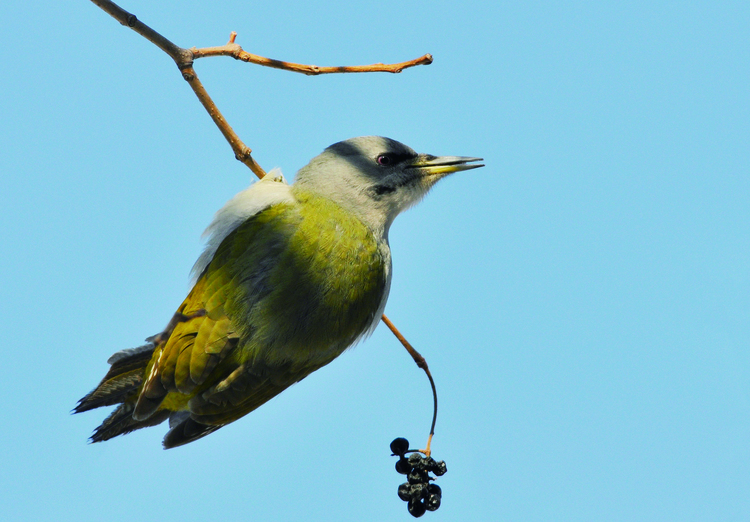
[73,343,169,442]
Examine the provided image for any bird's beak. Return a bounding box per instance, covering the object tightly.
[407,154,485,176]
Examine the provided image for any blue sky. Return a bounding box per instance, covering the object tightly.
[2,1,749,521]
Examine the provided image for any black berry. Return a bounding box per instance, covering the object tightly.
[408,470,428,484]
[390,437,410,456]
[398,483,412,501]
[425,492,441,511]
[408,498,426,518]
[427,484,441,497]
[390,437,447,516]
[395,457,411,475]
[408,452,425,469]
[433,460,447,476]
[412,482,428,500]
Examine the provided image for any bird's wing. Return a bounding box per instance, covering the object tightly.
[158,275,239,396]
[146,203,316,448]
[186,358,312,425]
[133,172,295,421]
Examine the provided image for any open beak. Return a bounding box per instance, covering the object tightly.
[407,154,485,176]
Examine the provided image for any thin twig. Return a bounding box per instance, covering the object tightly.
[90,0,265,177]
[382,314,438,457]
[90,0,192,66]
[192,32,433,75]
[178,65,266,178]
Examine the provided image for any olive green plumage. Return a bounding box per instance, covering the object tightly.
[74,136,483,448]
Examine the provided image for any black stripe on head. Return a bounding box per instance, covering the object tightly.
[371,184,397,197]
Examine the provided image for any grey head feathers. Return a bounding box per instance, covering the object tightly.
[293,136,478,240]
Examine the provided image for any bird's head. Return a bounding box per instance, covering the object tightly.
[293,136,483,238]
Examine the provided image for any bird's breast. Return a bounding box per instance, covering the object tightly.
[230,191,389,368]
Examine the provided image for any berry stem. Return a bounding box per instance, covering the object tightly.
[423,433,434,457]
[382,314,438,456]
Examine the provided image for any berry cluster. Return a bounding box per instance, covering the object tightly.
[390,438,447,518]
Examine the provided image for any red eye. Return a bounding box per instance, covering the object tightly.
[377,154,392,166]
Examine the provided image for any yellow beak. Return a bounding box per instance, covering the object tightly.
[407,154,485,176]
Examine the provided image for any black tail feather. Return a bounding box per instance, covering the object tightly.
[74,343,156,414]
[76,342,222,447]
[162,416,221,449]
[90,402,170,443]
[75,343,169,442]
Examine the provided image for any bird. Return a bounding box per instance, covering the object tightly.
[74,136,483,448]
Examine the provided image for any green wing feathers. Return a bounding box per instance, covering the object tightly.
[74,192,388,448]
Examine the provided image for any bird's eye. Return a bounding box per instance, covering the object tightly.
[376,154,393,166]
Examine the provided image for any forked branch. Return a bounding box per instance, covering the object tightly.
[89,0,431,178]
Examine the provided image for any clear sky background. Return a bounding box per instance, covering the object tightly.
[2,1,749,521]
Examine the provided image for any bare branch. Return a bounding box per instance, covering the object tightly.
[90,0,192,66]
[179,66,266,178]
[192,32,433,75]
